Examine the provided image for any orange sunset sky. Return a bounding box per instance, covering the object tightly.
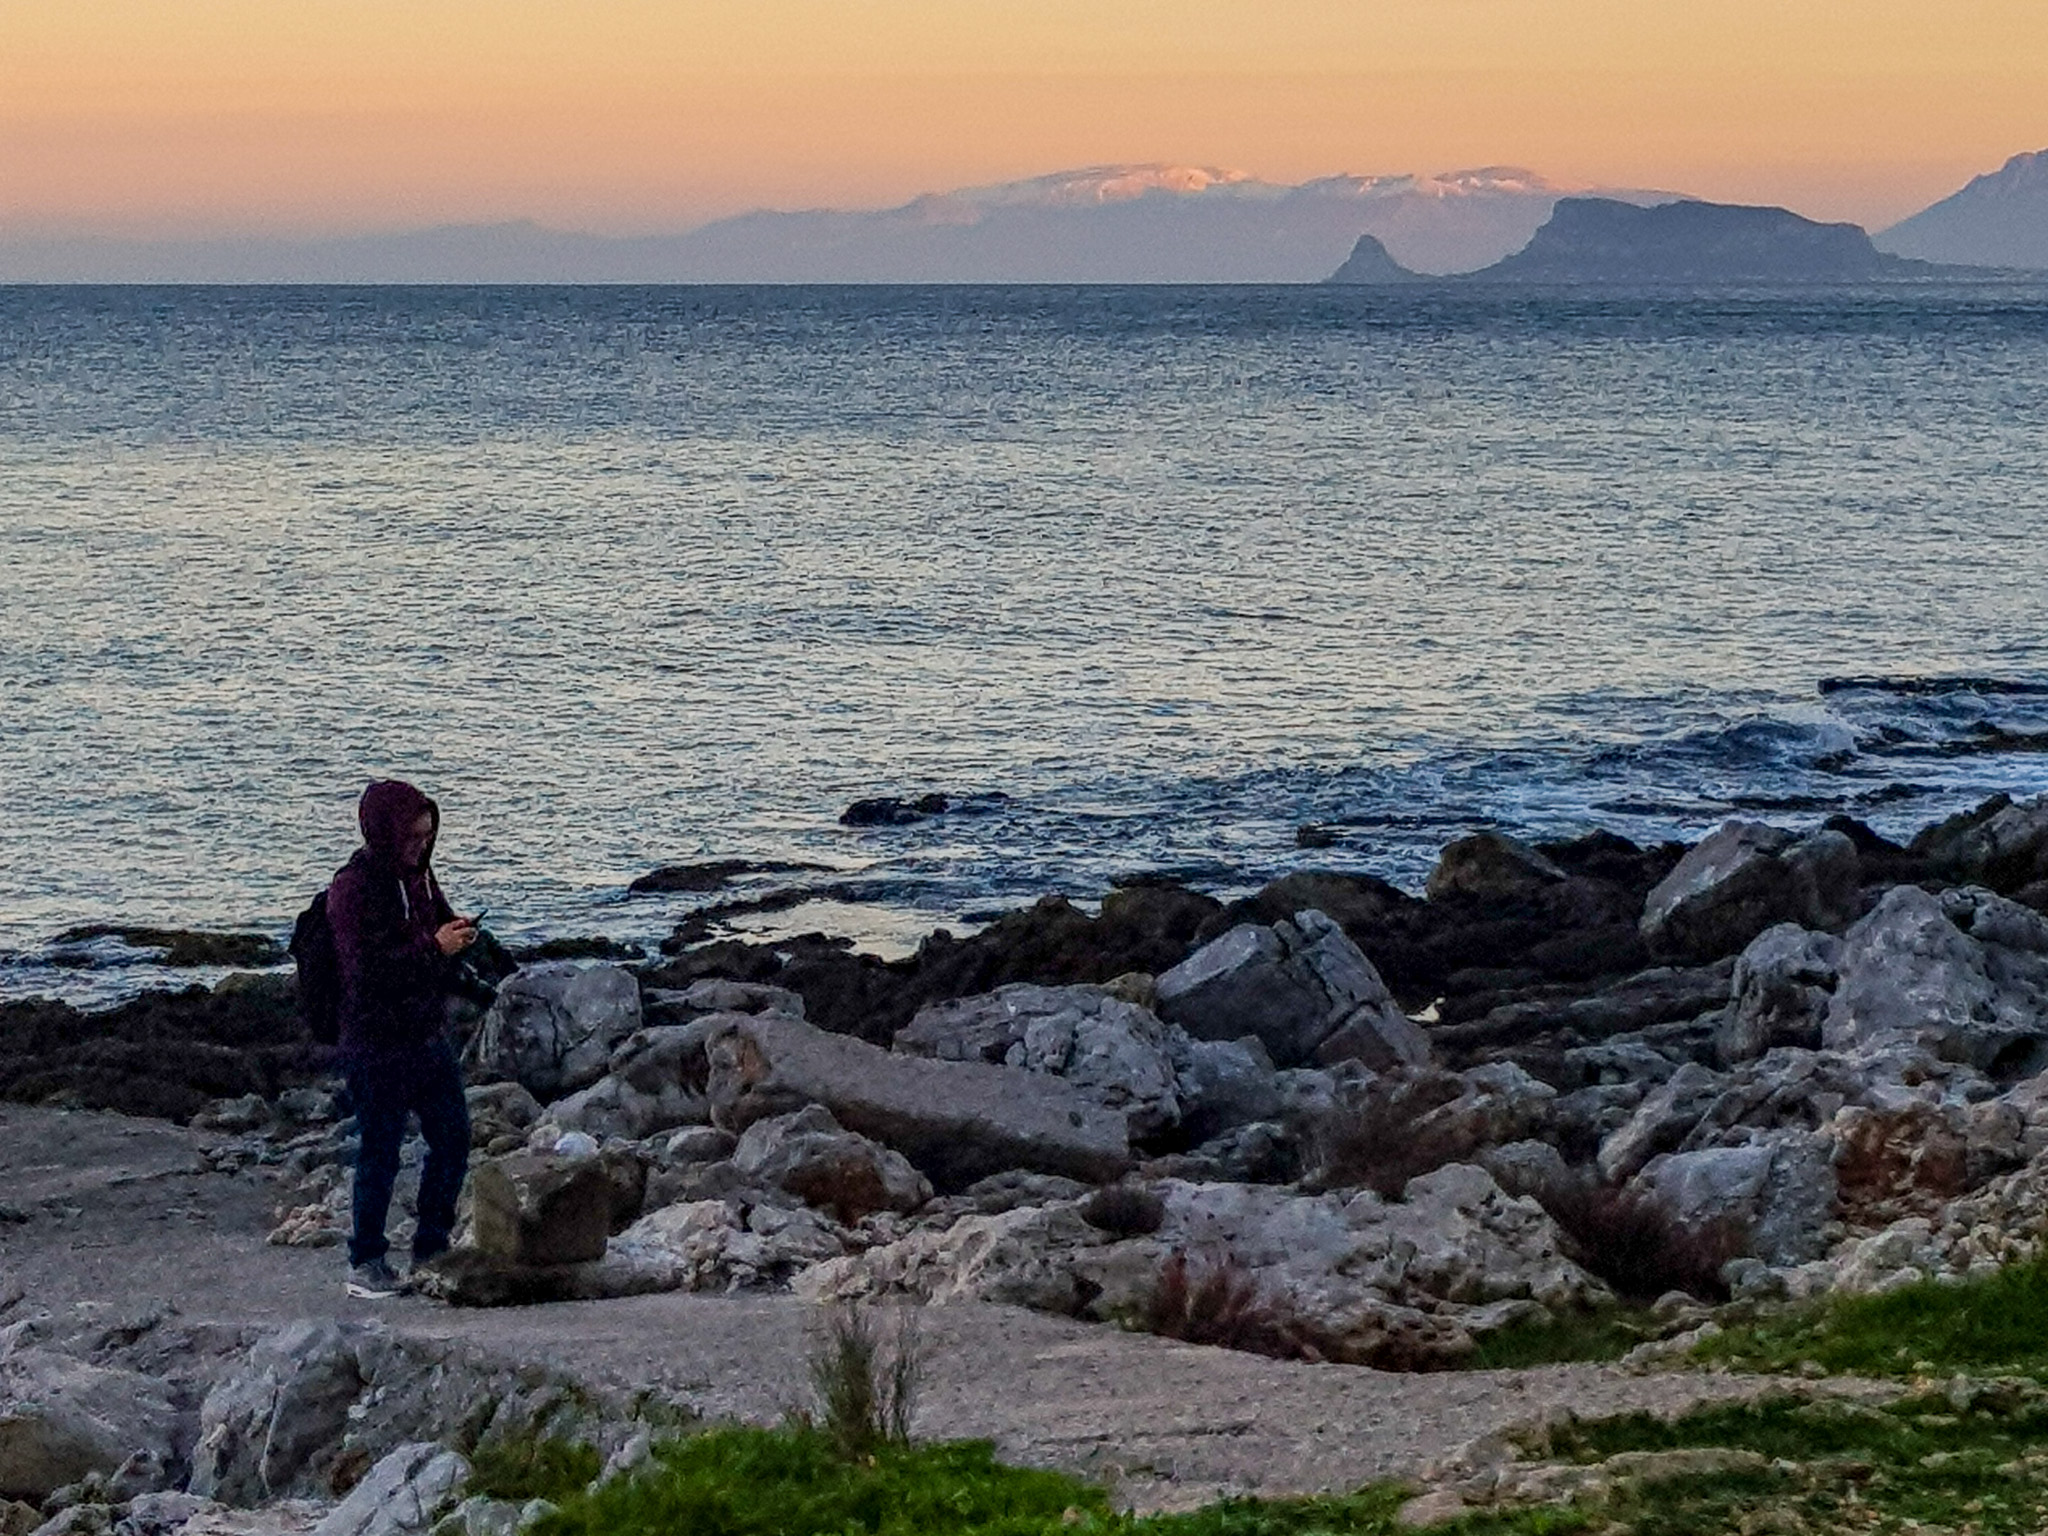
[5,0,2045,239]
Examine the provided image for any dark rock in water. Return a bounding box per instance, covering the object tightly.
[1426,832,1567,906]
[1294,823,1339,849]
[838,791,1011,827]
[49,925,284,968]
[627,859,831,895]
[0,976,323,1122]
[1323,234,1425,285]
[512,936,645,963]
[840,793,951,826]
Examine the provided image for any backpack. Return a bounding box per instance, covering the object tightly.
[289,888,342,1046]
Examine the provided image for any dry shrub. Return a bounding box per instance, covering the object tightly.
[1137,1249,1338,1363]
[1080,1183,1166,1237]
[1305,1070,1475,1197]
[1537,1177,1748,1303]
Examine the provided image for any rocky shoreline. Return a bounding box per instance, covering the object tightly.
[13,794,2048,1526]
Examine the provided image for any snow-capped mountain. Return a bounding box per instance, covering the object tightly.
[1876,150,2048,270]
[0,164,1678,283]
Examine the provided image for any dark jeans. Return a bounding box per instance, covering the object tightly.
[344,1037,471,1268]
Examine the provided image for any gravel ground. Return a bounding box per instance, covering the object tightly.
[0,1102,1820,1509]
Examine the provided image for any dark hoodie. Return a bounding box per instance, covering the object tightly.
[328,779,458,1063]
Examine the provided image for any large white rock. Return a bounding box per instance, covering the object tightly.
[1155,909,1412,1067]
[1633,1130,1837,1266]
[465,964,643,1101]
[311,1443,468,1536]
[896,984,1184,1137]
[1719,924,1840,1065]
[703,1011,1130,1188]
[800,1166,1601,1368]
[1824,885,2048,1077]
[0,1349,180,1502]
[613,1197,851,1292]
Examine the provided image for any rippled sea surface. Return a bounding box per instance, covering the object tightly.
[6,283,2048,1002]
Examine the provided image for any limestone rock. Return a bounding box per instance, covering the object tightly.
[613,1197,851,1292]
[1915,793,2048,890]
[896,984,1184,1137]
[702,1011,1129,1188]
[464,965,642,1101]
[1719,925,1839,1065]
[188,1322,364,1505]
[0,1350,179,1502]
[1824,885,2048,1077]
[643,979,803,1024]
[1165,1033,1281,1142]
[1640,822,1858,962]
[464,1084,542,1153]
[1633,1130,1837,1265]
[1156,909,1409,1067]
[466,1153,613,1267]
[310,1443,468,1536]
[730,1105,931,1222]
[1597,1062,1727,1182]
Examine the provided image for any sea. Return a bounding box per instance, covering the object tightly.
[5,282,2048,1005]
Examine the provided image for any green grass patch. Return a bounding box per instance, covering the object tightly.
[1701,1257,2048,1379]
[1464,1307,1660,1370]
[465,1432,604,1503]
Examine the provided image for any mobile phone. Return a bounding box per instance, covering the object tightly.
[468,906,491,926]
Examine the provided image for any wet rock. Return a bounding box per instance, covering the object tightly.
[464,965,642,1101]
[627,860,828,896]
[1824,885,2048,1077]
[702,1011,1129,1189]
[839,794,954,827]
[1156,909,1408,1067]
[1640,822,1859,963]
[895,984,1183,1137]
[1719,925,1840,1065]
[1430,961,1732,1058]
[0,1350,179,1502]
[49,927,285,969]
[730,1105,931,1223]
[1913,793,2048,891]
[466,1153,613,1267]
[1425,834,1567,907]
[1633,1130,1836,1265]
[310,1443,468,1536]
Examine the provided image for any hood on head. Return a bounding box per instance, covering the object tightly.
[358,779,439,869]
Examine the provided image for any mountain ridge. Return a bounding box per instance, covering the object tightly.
[1876,149,2048,270]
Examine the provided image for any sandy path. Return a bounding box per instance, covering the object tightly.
[0,1103,1802,1508]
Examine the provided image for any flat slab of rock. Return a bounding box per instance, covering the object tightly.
[0,1348,180,1501]
[703,1012,1130,1189]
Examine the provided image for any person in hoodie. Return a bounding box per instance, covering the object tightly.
[328,779,479,1299]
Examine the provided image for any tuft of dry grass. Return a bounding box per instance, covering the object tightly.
[801,1304,924,1459]
[1137,1249,1339,1363]
[1536,1176,1748,1302]
[1303,1070,1474,1197]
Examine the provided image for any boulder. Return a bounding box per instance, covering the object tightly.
[188,1322,364,1504]
[464,965,642,1101]
[1633,1131,1837,1265]
[544,1019,720,1143]
[310,1443,468,1536]
[1640,823,1858,962]
[1913,793,2048,890]
[466,1153,613,1267]
[1828,1103,1971,1228]
[1597,1062,1727,1183]
[895,984,1183,1136]
[702,1012,1129,1189]
[643,980,803,1024]
[1425,833,1567,906]
[0,1350,180,1502]
[1165,1033,1282,1142]
[1824,886,2048,1078]
[464,1084,542,1153]
[1156,909,1408,1066]
[1718,925,1840,1065]
[730,1106,931,1222]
